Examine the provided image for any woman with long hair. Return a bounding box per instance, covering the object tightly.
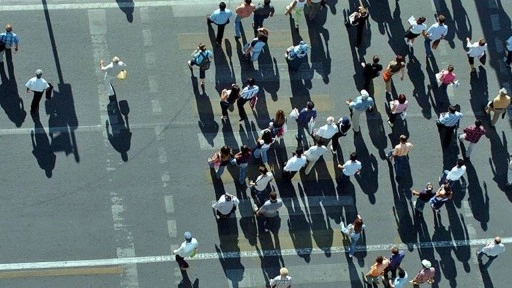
[234,145,251,185]
[269,109,287,139]
[341,214,365,258]
[253,129,275,165]
[208,145,234,179]
[387,93,409,127]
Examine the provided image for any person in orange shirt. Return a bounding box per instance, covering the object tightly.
[234,0,256,39]
[365,256,390,285]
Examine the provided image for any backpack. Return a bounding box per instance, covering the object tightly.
[198,52,211,71]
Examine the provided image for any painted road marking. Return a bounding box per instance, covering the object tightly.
[0,266,123,279]
[1,237,511,271]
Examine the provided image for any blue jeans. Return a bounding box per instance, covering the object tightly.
[394,155,407,177]
[254,146,270,163]
[238,163,248,184]
[234,15,242,37]
[424,37,433,56]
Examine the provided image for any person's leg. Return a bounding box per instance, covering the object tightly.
[239,163,248,184]
[216,24,226,44]
[484,255,497,269]
[394,156,403,177]
[507,159,512,185]
[352,110,361,132]
[468,55,475,71]
[443,126,455,146]
[30,91,43,113]
[104,74,115,96]
[349,234,359,256]
[220,101,230,118]
[388,112,398,124]
[237,98,248,120]
[253,148,262,159]
[234,15,241,37]
[0,49,4,62]
[506,49,512,65]
[216,165,226,179]
[466,142,475,158]
[415,199,426,213]
[491,109,503,126]
[261,147,269,164]
[424,37,432,57]
[385,79,392,93]
[199,69,206,86]
[356,22,365,46]
[331,132,341,153]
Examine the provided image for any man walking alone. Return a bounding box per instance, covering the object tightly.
[25,69,50,115]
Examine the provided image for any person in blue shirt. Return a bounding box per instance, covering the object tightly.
[384,247,405,282]
[187,43,213,88]
[295,101,317,149]
[389,267,408,288]
[345,89,374,133]
[437,105,463,147]
[0,24,20,63]
[207,2,233,46]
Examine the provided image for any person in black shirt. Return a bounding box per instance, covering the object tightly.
[412,182,435,215]
[345,5,368,46]
[361,55,383,91]
[330,116,351,154]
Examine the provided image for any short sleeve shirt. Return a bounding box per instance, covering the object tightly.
[259,199,283,217]
[343,160,362,176]
[25,77,49,92]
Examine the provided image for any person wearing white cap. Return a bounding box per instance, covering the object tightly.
[313,116,337,145]
[345,89,374,133]
[172,232,198,270]
[100,56,126,96]
[410,259,435,285]
[269,267,292,288]
[25,69,50,114]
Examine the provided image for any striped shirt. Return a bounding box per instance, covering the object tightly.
[438,111,463,127]
[240,85,259,99]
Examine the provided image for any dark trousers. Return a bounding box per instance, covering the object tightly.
[331,132,343,152]
[237,97,249,120]
[356,23,365,46]
[282,170,297,180]
[30,91,44,113]
[175,254,189,269]
[442,125,456,147]
[207,18,227,44]
[220,101,230,117]
[383,266,398,281]
[506,49,512,65]
[388,112,400,124]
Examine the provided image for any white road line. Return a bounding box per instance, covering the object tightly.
[1,237,510,271]
[89,8,139,288]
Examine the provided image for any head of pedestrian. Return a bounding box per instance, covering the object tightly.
[447,64,454,72]
[395,55,404,64]
[219,2,227,11]
[398,93,407,104]
[112,56,120,64]
[264,0,271,5]
[220,145,232,156]
[244,0,252,4]
[358,6,367,16]
[341,116,350,126]
[326,116,335,125]
[349,152,358,161]
[280,267,288,276]
[360,89,369,99]
[184,232,193,242]
[306,101,315,110]
[198,43,207,51]
[438,15,446,25]
[294,147,304,157]
[499,88,508,96]
[257,32,268,43]
[372,55,380,64]
[353,217,363,232]
[421,259,432,269]
[448,105,457,114]
[391,246,399,255]
[35,69,43,79]
[397,267,406,278]
[442,184,452,195]
[269,191,277,201]
[416,16,426,24]
[474,119,482,127]
[261,129,273,144]
[399,135,408,144]
[494,236,502,244]
[224,193,232,201]
[240,145,251,155]
[478,39,486,46]
[425,182,433,191]
[231,84,241,96]
[5,24,13,32]
[259,166,268,175]
[376,256,384,264]
[456,158,465,168]
[247,77,256,86]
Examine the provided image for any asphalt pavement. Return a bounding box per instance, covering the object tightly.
[0,0,511,287]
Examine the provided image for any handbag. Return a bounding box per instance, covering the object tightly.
[289,108,299,120]
[382,70,392,82]
[117,69,127,80]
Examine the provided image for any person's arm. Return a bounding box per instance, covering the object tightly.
[412,189,420,196]
[466,37,472,48]
[285,1,297,15]
[400,65,405,80]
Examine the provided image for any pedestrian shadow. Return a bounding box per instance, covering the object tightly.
[115,0,134,23]
[462,159,490,230]
[286,183,313,263]
[488,130,511,193]
[450,0,472,46]
[432,224,457,287]
[0,62,26,127]
[366,110,388,160]
[446,206,471,273]
[407,54,432,119]
[214,41,234,95]
[353,133,379,204]
[307,18,331,84]
[31,114,56,178]
[382,0,409,57]
[216,217,245,288]
[257,45,280,100]
[468,67,489,122]
[106,97,132,162]
[192,75,219,147]
[177,270,199,288]
[478,261,495,288]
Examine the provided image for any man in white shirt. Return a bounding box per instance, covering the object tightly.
[269,267,292,288]
[477,236,505,269]
[304,137,328,175]
[338,152,362,178]
[424,15,448,57]
[25,69,50,114]
[283,148,307,179]
[505,35,512,66]
[249,166,273,206]
[313,116,338,145]
[440,158,466,186]
[212,193,240,219]
[172,232,199,270]
[100,56,126,96]
[466,37,487,73]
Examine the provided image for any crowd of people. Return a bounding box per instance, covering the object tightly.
[177,0,512,286]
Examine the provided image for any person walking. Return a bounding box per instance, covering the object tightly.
[269,267,292,288]
[234,0,256,39]
[346,89,374,134]
[340,214,365,258]
[25,69,50,114]
[313,116,338,145]
[0,24,19,63]
[254,191,283,233]
[384,247,405,282]
[505,34,512,67]
[285,0,307,30]
[172,232,199,271]
[269,109,287,139]
[389,135,413,178]
[389,268,408,288]
[404,16,427,47]
[477,236,506,269]
[437,105,463,147]
[208,145,235,179]
[207,2,233,46]
[387,94,409,128]
[365,256,390,285]
[237,77,259,121]
[250,166,274,207]
[188,43,213,89]
[253,129,275,165]
[212,192,240,219]
[345,4,369,46]
[382,55,406,94]
[330,116,351,154]
[436,65,458,99]
[337,152,362,179]
[412,182,435,215]
[466,37,487,73]
[485,88,510,127]
[429,184,453,214]
[304,137,328,175]
[100,56,127,97]
[285,41,309,72]
[234,145,251,184]
[243,28,269,63]
[219,83,240,120]
[253,0,275,33]
[282,148,307,179]
[440,158,466,186]
[458,120,486,159]
[424,15,448,58]
[410,259,435,286]
[295,101,317,146]
[361,55,383,91]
